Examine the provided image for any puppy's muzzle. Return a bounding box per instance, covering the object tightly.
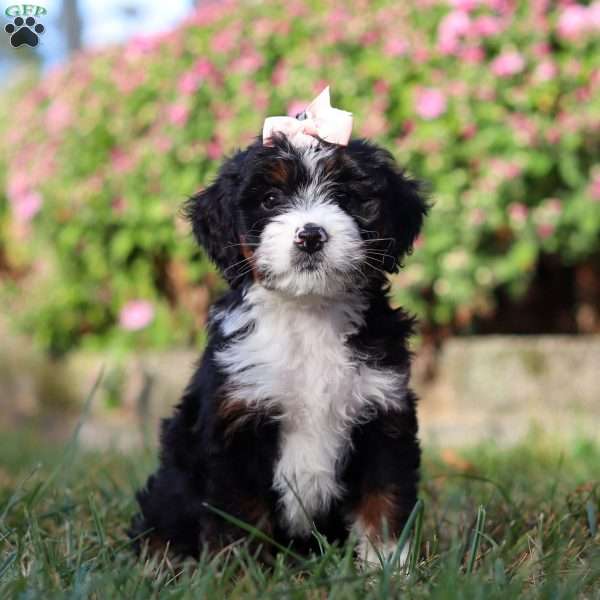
[294,223,329,254]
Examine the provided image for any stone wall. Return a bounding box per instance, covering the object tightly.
[1,333,598,448]
[418,336,600,446]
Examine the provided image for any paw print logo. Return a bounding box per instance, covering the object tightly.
[5,16,45,48]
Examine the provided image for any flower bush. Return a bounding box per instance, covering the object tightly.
[1,0,599,353]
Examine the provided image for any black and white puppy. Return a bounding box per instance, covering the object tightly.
[131,133,428,565]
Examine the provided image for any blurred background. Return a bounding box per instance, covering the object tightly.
[1,0,599,449]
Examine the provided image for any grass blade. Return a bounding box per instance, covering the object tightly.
[202,503,306,563]
[0,551,16,580]
[389,499,424,569]
[28,367,104,507]
[586,499,597,538]
[465,505,486,575]
[408,499,424,574]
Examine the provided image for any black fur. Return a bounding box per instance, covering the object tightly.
[132,135,427,560]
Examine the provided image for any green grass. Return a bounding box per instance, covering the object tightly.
[0,425,598,599]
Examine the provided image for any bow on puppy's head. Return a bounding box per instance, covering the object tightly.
[185,86,428,294]
[262,86,353,149]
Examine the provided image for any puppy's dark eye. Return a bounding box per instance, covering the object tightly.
[357,198,380,224]
[261,194,278,212]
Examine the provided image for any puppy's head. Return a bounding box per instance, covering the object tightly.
[185,135,427,297]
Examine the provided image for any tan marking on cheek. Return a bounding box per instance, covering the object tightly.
[239,235,263,282]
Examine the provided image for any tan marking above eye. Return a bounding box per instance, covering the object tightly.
[269,161,290,184]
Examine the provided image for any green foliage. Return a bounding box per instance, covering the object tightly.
[0,429,599,598]
[1,0,599,353]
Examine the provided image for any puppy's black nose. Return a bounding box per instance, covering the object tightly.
[294,223,328,253]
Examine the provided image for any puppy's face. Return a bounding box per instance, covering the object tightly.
[186,136,427,297]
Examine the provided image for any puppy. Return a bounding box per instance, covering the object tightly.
[131,131,427,565]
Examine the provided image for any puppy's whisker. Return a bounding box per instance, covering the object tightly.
[362,238,396,244]
[365,249,394,256]
[235,267,256,279]
[358,227,381,238]
[223,242,260,250]
[222,256,254,276]
[366,251,395,263]
[362,259,388,275]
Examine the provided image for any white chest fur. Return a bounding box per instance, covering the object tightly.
[215,285,407,536]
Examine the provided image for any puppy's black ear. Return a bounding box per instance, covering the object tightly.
[379,156,428,273]
[184,150,247,287]
[347,140,429,273]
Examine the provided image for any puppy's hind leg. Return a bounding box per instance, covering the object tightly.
[130,466,206,560]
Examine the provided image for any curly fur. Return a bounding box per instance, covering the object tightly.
[131,134,428,564]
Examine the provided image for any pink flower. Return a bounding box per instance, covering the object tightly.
[533,42,551,57]
[534,60,557,82]
[361,30,379,46]
[111,196,127,215]
[450,0,478,11]
[232,50,264,74]
[487,0,513,14]
[384,37,409,57]
[119,300,154,331]
[545,126,561,144]
[557,5,589,40]
[189,0,234,26]
[271,60,288,86]
[441,9,471,36]
[192,58,215,78]
[537,223,555,239]
[545,198,562,216]
[206,140,222,160]
[508,202,528,224]
[125,34,161,59]
[413,47,430,63]
[470,207,486,225]
[461,123,477,139]
[491,51,525,77]
[590,175,600,201]
[211,28,237,54]
[178,71,202,95]
[12,191,42,223]
[168,103,190,126]
[505,162,522,178]
[110,149,135,174]
[6,171,29,202]
[461,45,484,64]
[327,7,348,25]
[155,136,172,153]
[46,100,72,135]
[415,88,447,120]
[114,70,145,94]
[374,80,390,95]
[590,2,600,29]
[471,15,503,37]
[576,87,591,102]
[438,10,470,54]
[361,111,388,138]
